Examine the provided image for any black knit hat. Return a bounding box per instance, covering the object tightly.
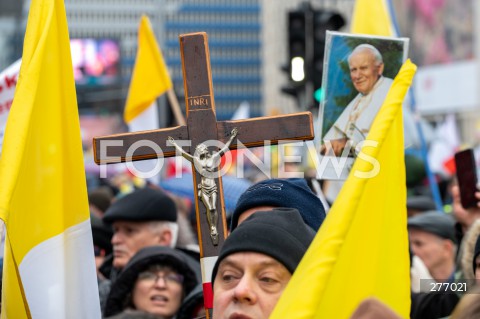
[212,208,316,283]
[473,235,480,275]
[231,178,326,231]
[103,187,177,224]
[104,246,200,317]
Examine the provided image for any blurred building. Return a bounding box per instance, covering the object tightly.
[0,0,23,69]
[162,0,262,120]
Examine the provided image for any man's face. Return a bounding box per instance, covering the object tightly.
[111,221,162,269]
[212,252,291,319]
[349,50,384,95]
[408,229,451,274]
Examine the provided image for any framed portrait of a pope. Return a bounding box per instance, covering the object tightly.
[317,31,409,180]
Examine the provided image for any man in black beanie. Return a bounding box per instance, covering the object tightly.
[231,178,326,232]
[212,208,315,319]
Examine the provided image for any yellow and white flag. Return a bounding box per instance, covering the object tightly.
[124,16,175,181]
[124,15,173,132]
[0,0,101,318]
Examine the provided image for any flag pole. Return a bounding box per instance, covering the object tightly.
[408,90,444,211]
[385,0,444,211]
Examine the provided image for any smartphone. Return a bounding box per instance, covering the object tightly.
[455,148,479,209]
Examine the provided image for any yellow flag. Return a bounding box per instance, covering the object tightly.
[351,0,396,36]
[270,60,416,319]
[0,0,101,317]
[123,15,173,124]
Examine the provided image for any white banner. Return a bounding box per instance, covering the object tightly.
[0,59,21,153]
[414,60,478,114]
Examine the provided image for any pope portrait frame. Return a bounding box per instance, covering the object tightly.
[316,31,409,180]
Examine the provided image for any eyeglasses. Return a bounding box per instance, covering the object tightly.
[138,271,184,285]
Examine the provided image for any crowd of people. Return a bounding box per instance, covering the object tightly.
[84,170,480,319]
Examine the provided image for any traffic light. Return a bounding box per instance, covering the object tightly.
[281,8,309,103]
[282,3,344,110]
[287,10,307,83]
[311,10,345,91]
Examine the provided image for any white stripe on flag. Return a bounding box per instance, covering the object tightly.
[127,101,159,132]
[127,101,161,184]
[19,219,101,319]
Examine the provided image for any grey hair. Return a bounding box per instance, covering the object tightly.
[348,44,383,66]
[148,221,179,248]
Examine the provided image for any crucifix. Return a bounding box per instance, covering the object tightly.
[93,32,314,318]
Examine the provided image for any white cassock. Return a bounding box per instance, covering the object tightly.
[323,76,393,147]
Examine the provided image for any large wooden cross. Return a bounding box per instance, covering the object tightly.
[93,32,314,317]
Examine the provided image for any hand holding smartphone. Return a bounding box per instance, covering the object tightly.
[454,148,479,209]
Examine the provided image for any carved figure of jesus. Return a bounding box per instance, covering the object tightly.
[168,127,238,245]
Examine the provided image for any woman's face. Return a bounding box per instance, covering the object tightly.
[132,266,184,318]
